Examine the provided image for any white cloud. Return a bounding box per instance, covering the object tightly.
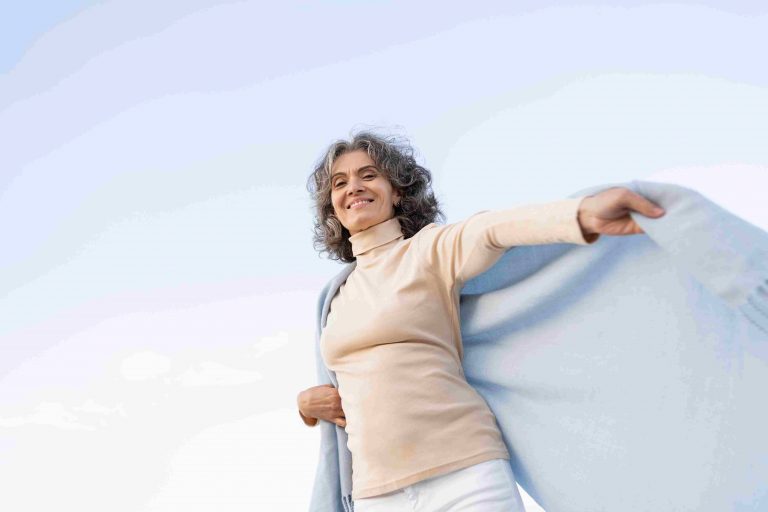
[73,398,128,417]
[251,329,300,359]
[120,350,172,381]
[0,399,128,431]
[176,361,263,387]
[0,402,96,431]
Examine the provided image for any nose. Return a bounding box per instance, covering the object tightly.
[345,175,365,195]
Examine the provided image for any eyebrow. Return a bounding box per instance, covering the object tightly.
[330,165,378,181]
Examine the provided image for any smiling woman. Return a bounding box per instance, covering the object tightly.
[299,129,664,511]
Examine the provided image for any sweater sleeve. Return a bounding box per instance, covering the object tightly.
[418,197,599,284]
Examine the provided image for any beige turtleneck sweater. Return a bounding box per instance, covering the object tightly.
[313,197,599,500]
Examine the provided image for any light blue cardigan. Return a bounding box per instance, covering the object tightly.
[308,180,768,512]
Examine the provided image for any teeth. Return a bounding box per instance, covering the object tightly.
[349,200,372,209]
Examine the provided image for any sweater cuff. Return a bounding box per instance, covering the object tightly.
[567,196,600,245]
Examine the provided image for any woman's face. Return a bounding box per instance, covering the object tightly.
[330,149,401,236]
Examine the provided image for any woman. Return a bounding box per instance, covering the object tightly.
[297,130,665,511]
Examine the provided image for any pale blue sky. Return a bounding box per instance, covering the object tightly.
[1,1,767,510]
[0,0,98,73]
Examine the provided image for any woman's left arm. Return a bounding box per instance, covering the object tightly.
[417,187,665,285]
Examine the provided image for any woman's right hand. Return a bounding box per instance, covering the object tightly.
[297,384,346,428]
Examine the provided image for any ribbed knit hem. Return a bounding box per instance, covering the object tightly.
[742,277,768,334]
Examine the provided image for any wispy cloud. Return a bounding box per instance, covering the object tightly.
[0,400,124,430]
[176,361,263,387]
[120,350,171,381]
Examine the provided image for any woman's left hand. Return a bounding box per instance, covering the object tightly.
[577,187,666,237]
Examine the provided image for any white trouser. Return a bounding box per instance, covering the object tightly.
[353,458,527,512]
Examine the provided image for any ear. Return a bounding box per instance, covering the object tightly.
[393,189,402,204]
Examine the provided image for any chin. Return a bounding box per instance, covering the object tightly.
[348,214,369,226]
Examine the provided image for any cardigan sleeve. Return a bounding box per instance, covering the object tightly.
[417,197,599,284]
[628,179,768,334]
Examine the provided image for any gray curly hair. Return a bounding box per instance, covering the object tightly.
[307,129,445,263]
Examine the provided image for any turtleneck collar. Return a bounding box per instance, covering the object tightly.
[349,217,404,258]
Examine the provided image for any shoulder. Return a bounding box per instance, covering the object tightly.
[411,221,441,247]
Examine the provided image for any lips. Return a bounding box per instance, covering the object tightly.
[347,199,373,209]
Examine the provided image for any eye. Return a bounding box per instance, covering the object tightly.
[363,174,375,179]
[334,180,346,188]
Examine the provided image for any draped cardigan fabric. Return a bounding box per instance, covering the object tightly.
[307,179,768,512]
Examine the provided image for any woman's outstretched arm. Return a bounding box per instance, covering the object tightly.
[417,187,664,285]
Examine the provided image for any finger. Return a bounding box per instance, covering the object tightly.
[624,219,646,235]
[625,191,665,217]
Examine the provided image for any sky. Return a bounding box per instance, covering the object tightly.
[0,1,767,511]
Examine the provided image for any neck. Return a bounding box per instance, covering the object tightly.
[349,217,404,258]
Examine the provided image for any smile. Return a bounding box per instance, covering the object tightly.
[348,199,373,209]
